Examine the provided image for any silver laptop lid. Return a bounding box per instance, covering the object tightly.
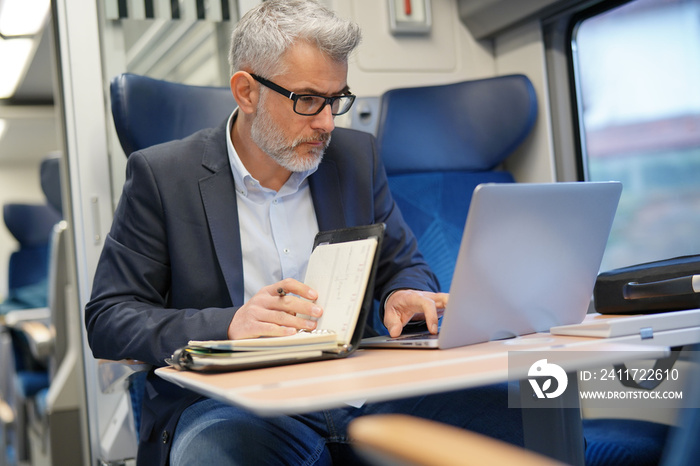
[438,181,622,349]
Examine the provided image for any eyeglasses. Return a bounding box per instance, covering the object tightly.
[251,74,356,116]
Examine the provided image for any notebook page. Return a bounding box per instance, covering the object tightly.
[304,237,378,345]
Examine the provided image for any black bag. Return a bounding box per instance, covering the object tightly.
[594,255,700,315]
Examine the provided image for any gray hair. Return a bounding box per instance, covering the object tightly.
[228,0,362,78]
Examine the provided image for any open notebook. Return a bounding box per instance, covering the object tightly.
[361,182,623,349]
[168,223,385,371]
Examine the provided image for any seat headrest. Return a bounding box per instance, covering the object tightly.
[40,153,63,216]
[376,75,538,175]
[110,73,237,156]
[3,204,62,247]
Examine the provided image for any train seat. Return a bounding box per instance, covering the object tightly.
[375,75,538,293]
[99,72,237,463]
[0,203,60,314]
[0,199,61,464]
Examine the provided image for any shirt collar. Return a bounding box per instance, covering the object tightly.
[225,109,317,200]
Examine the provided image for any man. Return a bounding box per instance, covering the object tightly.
[86,1,522,464]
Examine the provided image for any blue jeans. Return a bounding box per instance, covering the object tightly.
[170,383,522,465]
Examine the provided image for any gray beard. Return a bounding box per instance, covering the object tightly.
[250,104,331,173]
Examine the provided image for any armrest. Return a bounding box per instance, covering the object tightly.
[348,414,566,466]
[2,307,51,326]
[2,307,54,363]
[98,359,152,394]
[13,320,54,362]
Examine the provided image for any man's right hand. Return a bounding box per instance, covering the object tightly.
[227,278,323,340]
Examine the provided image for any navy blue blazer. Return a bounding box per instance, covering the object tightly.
[85,123,437,465]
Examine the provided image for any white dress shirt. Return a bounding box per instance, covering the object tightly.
[225,110,320,301]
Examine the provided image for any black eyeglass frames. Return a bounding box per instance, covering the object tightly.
[251,74,356,116]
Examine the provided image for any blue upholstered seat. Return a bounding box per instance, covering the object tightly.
[1,204,61,313]
[1,197,61,463]
[376,75,537,292]
[111,73,237,157]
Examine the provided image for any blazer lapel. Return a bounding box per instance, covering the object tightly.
[199,126,245,306]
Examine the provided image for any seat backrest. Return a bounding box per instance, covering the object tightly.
[376,75,537,291]
[1,204,62,312]
[110,73,237,156]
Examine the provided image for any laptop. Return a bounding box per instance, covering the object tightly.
[361,181,623,349]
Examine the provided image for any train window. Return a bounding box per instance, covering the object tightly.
[572,0,700,271]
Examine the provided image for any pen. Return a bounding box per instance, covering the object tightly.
[277,287,287,297]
